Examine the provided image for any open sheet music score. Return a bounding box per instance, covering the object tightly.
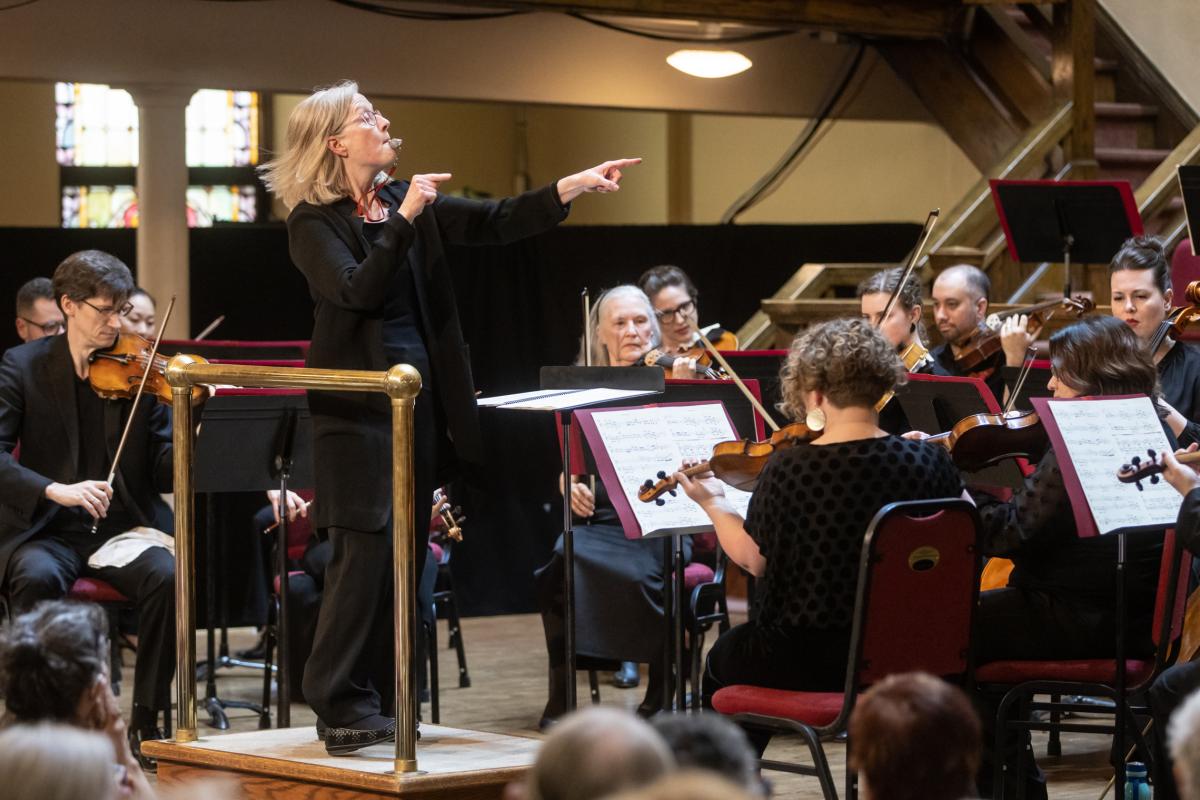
[576,401,753,539]
[1037,395,1182,535]
[476,387,658,410]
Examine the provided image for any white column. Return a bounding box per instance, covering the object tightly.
[127,84,193,338]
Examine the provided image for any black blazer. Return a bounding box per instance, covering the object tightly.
[287,181,569,532]
[0,335,174,582]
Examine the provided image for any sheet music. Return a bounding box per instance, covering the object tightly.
[589,403,753,538]
[1047,396,1182,534]
[477,387,657,410]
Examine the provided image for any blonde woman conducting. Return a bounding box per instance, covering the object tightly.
[260,79,639,754]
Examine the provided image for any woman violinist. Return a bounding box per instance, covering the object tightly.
[913,315,1169,799]
[638,265,738,377]
[539,285,692,724]
[259,79,639,753]
[673,318,964,753]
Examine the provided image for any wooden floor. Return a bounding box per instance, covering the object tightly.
[109,613,1116,799]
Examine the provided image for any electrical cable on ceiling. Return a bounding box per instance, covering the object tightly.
[327,0,524,20]
[720,42,866,224]
[567,12,795,44]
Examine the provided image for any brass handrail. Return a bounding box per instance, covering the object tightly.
[164,356,423,774]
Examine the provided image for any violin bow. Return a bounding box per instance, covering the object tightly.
[193,314,225,341]
[91,295,176,534]
[1002,345,1038,416]
[581,289,592,368]
[878,208,939,327]
[689,322,780,432]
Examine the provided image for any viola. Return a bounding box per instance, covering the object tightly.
[89,333,210,406]
[926,410,1047,472]
[638,421,818,504]
[1116,448,1200,490]
[954,296,1095,372]
[1147,280,1200,355]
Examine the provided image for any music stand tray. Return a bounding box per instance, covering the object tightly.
[195,391,314,729]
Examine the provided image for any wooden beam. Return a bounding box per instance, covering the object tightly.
[439,0,962,39]
[666,112,692,224]
[1052,0,1096,176]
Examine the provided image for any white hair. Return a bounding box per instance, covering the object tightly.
[258,79,391,209]
[0,723,117,800]
[1170,689,1200,799]
[578,284,661,366]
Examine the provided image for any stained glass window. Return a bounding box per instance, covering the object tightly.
[57,83,263,228]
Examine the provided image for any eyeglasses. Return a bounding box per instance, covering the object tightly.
[18,316,65,335]
[81,299,133,320]
[654,299,696,323]
[347,108,382,130]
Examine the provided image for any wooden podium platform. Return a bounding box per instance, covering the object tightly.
[144,724,540,800]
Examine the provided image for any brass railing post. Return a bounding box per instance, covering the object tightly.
[164,357,422,765]
[167,355,200,742]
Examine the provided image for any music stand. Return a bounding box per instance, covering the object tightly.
[195,390,314,728]
[1180,165,1200,255]
[990,179,1143,296]
[712,351,787,424]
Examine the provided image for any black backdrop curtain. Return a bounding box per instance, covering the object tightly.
[1,221,917,615]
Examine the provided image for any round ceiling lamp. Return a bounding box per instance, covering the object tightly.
[666,49,753,79]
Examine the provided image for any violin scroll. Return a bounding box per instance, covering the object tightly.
[1117,449,1163,491]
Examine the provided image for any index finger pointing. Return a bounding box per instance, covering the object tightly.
[606,158,642,168]
[424,173,453,184]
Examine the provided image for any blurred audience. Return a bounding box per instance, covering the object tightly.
[0,721,151,800]
[1169,688,1200,800]
[651,712,764,796]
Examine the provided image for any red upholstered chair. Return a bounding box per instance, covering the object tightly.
[977,530,1190,798]
[686,532,729,710]
[712,499,981,800]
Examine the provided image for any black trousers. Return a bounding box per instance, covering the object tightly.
[6,530,176,711]
[301,388,435,728]
[1147,660,1200,800]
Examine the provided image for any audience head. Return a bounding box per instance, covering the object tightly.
[604,770,759,800]
[638,265,700,352]
[525,707,674,800]
[121,287,157,338]
[581,285,660,368]
[15,277,64,343]
[777,317,904,423]
[1109,235,1172,345]
[1048,315,1159,399]
[651,712,763,796]
[0,722,119,800]
[0,600,109,725]
[52,250,135,353]
[848,672,981,800]
[932,264,990,346]
[1169,688,1200,800]
[858,267,926,349]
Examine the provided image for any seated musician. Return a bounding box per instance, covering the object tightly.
[914,315,1167,799]
[120,287,157,339]
[1109,235,1200,446]
[537,284,692,726]
[0,250,175,771]
[14,277,65,345]
[674,318,963,752]
[638,265,737,377]
[930,264,1006,402]
[858,266,949,433]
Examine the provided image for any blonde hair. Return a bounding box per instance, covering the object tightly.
[258,80,391,208]
[0,723,117,800]
[777,317,905,421]
[576,285,661,366]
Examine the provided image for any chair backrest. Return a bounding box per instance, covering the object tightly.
[847,498,981,689]
[1153,529,1191,648]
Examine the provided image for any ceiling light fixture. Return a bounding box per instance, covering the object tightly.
[666,49,753,79]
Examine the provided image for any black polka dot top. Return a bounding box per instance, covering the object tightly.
[744,435,964,631]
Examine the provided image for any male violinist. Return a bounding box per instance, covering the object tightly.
[930,264,1006,403]
[0,250,174,771]
[14,276,65,344]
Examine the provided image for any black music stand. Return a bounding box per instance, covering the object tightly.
[1181,165,1200,255]
[567,379,767,713]
[990,179,1143,296]
[195,392,314,729]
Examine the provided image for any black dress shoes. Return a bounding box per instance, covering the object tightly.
[128,724,165,773]
[324,715,397,756]
[612,661,641,689]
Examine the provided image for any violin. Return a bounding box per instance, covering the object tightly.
[643,346,723,379]
[926,410,1047,472]
[954,296,1095,372]
[875,340,933,412]
[1148,280,1200,355]
[1116,448,1200,490]
[89,333,210,406]
[638,421,818,504]
[432,487,465,542]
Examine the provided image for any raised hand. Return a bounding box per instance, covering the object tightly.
[399,172,452,222]
[557,158,642,203]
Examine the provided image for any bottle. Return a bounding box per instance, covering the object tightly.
[1124,762,1152,800]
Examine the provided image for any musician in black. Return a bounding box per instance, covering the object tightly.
[638,265,737,378]
[1109,235,1200,446]
[930,264,1006,402]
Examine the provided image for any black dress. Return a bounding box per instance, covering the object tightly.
[1158,340,1200,447]
[703,436,963,698]
[930,342,1007,406]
